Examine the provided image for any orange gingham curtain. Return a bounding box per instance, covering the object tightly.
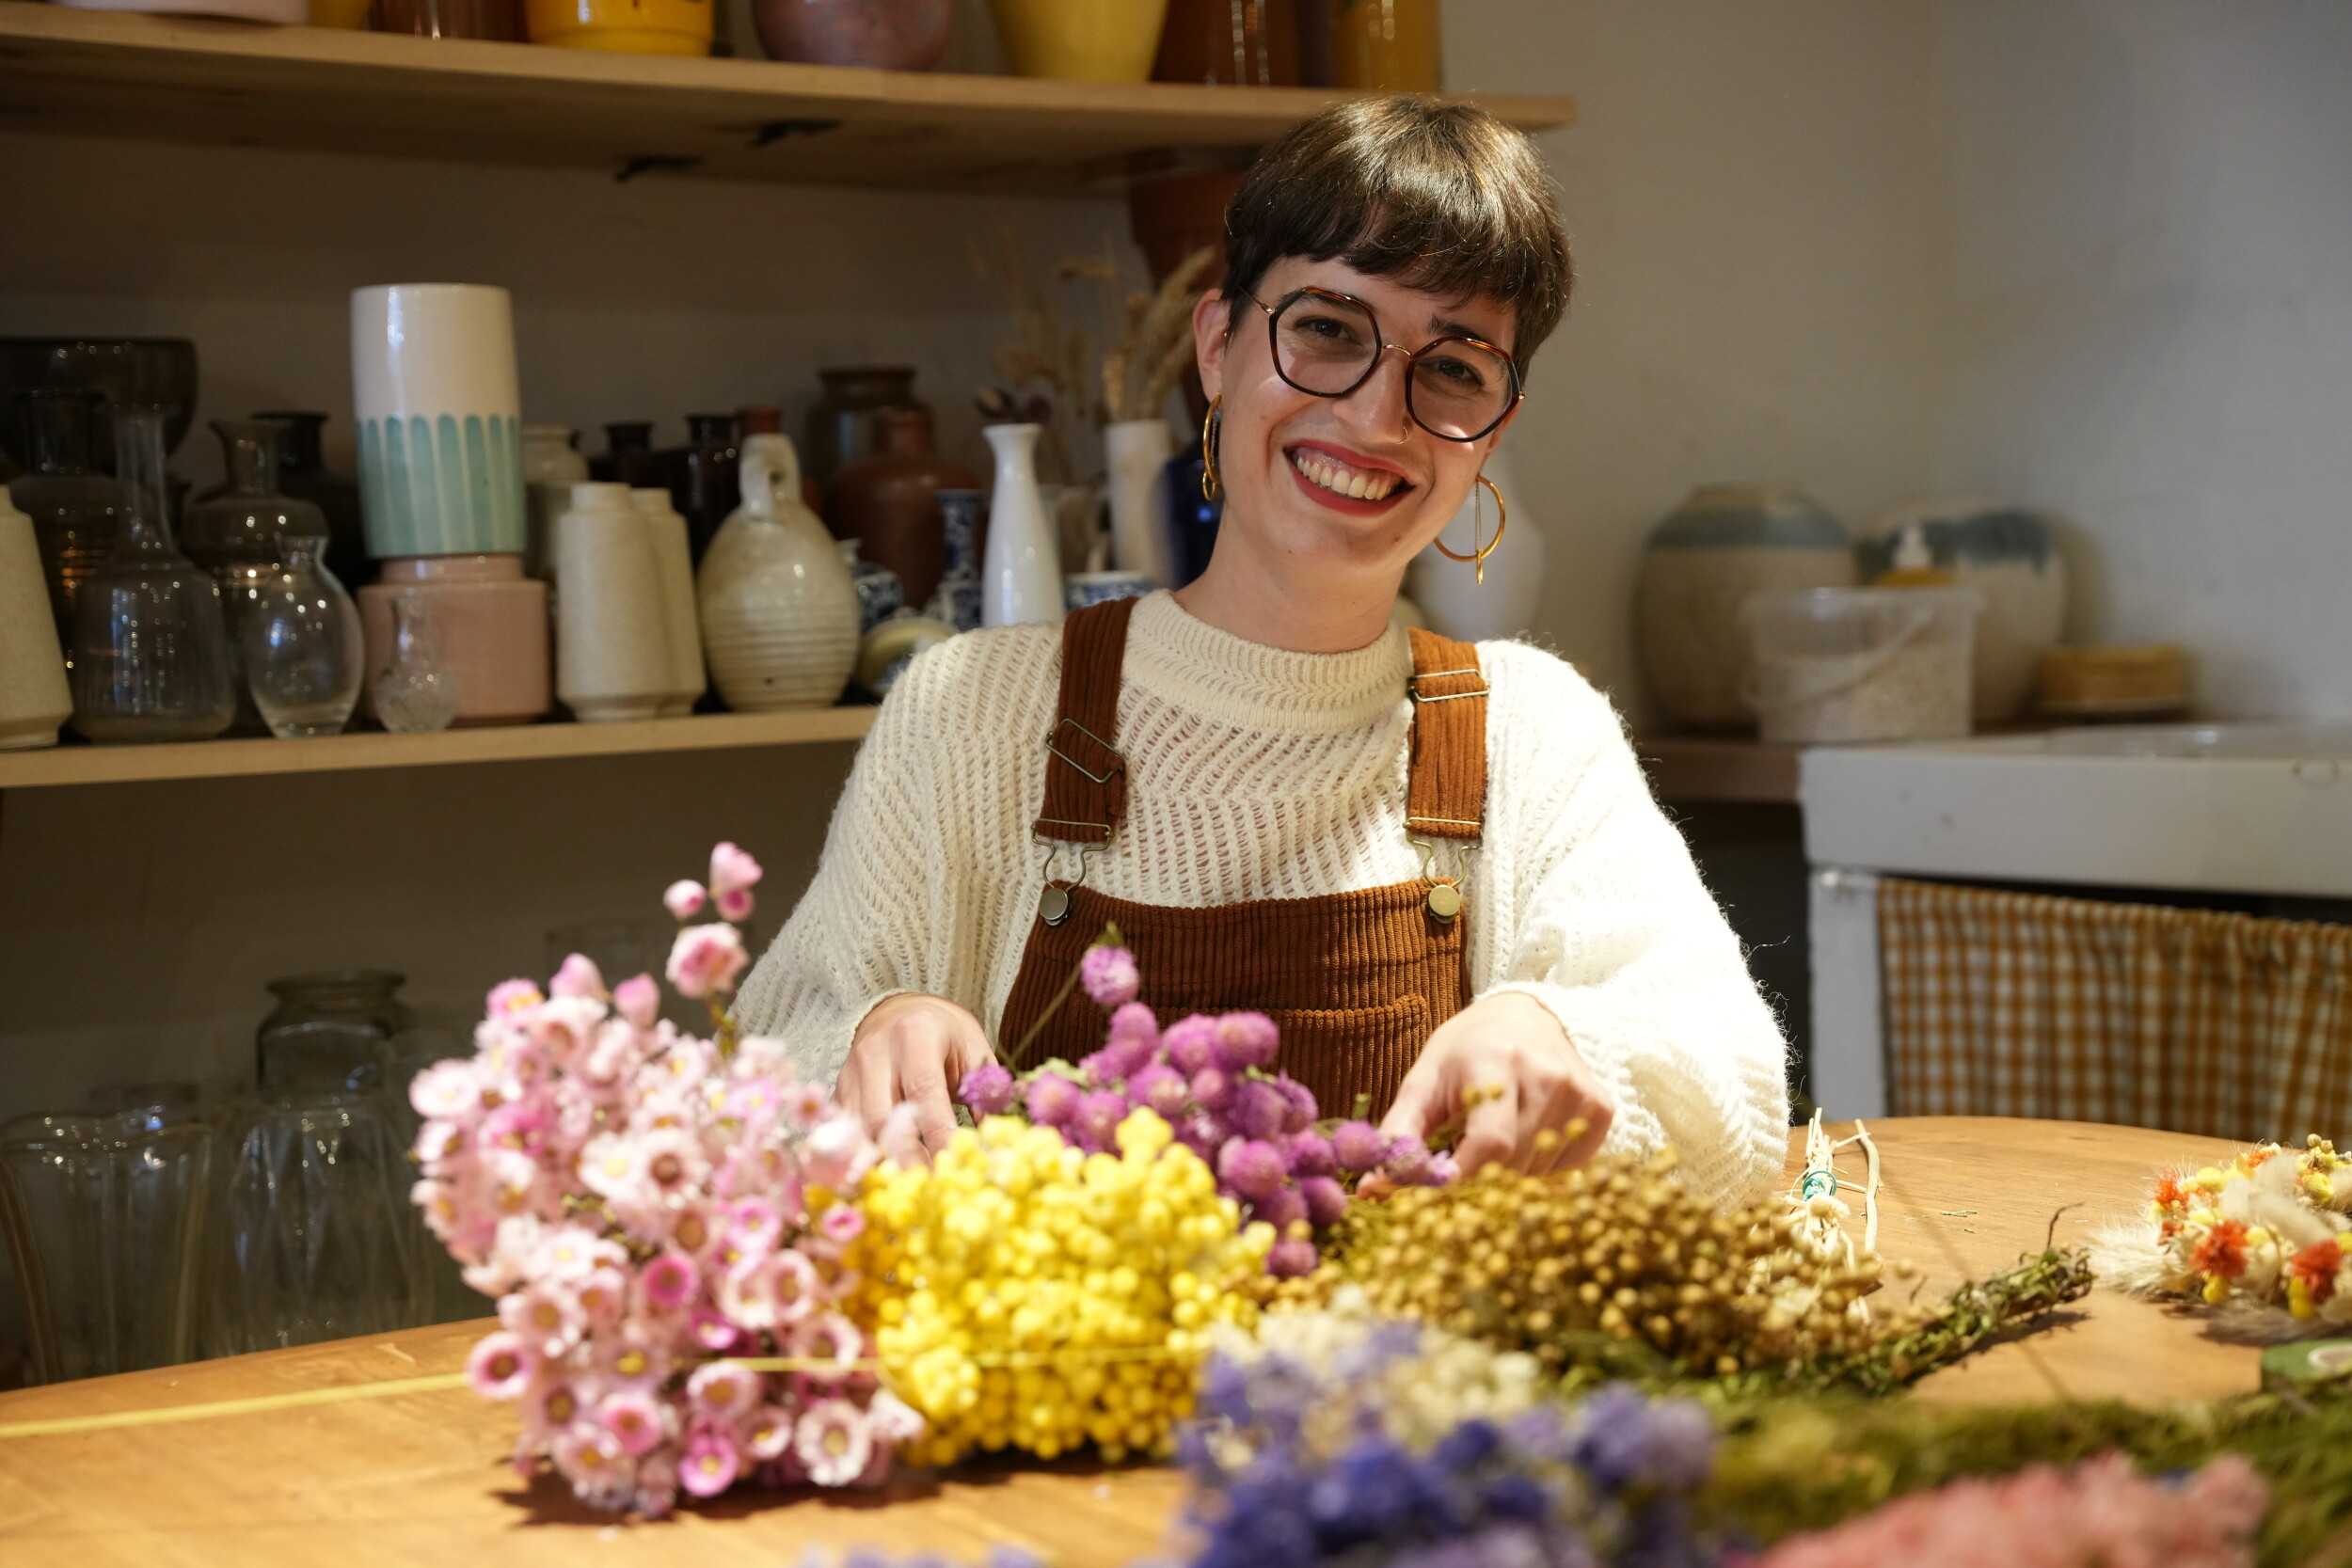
[1879,876,2352,1142]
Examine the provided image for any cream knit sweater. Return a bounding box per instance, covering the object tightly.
[736,591,1790,1206]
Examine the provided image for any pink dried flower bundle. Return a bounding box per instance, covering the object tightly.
[413,843,922,1515]
[959,936,1454,1277]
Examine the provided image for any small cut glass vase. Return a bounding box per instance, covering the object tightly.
[241,533,365,738]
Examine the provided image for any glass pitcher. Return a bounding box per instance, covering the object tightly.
[240,532,365,738]
[0,1110,213,1384]
[68,406,236,743]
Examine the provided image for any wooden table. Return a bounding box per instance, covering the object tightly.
[0,1117,2260,1566]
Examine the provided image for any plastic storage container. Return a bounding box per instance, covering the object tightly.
[1745,587,1981,744]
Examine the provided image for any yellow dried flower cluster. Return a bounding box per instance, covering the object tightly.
[850,1108,1271,1466]
[1282,1139,1924,1378]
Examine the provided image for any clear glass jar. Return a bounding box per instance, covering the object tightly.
[240,532,365,738]
[8,388,125,658]
[68,406,236,744]
[255,970,417,1092]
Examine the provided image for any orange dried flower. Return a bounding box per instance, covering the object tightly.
[2289,1237,2345,1306]
[2150,1171,2187,1209]
[2193,1220,2251,1281]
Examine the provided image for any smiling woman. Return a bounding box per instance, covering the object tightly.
[735,98,1790,1208]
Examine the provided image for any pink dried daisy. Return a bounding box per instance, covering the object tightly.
[678,1421,741,1498]
[596,1389,666,1457]
[465,1330,538,1401]
[686,1358,760,1420]
[720,1248,820,1331]
[794,1398,874,1487]
[638,1250,701,1315]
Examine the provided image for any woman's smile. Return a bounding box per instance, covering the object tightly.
[1284,439,1417,515]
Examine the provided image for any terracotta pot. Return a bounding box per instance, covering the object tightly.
[752,0,948,68]
[821,407,977,611]
[1154,0,1296,84]
[988,0,1168,82]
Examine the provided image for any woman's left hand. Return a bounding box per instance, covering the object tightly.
[1378,991,1614,1177]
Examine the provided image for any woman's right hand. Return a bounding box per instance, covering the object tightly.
[835,992,996,1157]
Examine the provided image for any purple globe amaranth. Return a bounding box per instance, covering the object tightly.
[1079,1034,1153,1086]
[1190,1066,1235,1112]
[1229,1078,1291,1141]
[1252,1182,1308,1233]
[1382,1134,1438,1186]
[1072,1090,1132,1152]
[1217,1137,1290,1201]
[1105,1000,1160,1047]
[1024,1072,1083,1128]
[1129,1063,1191,1120]
[1163,1015,1219,1075]
[1079,944,1140,1008]
[1286,1130,1337,1178]
[1265,1235,1319,1278]
[1274,1077,1317,1133]
[957,1062,1018,1118]
[1212,1011,1280,1071]
[1297,1174,1348,1227]
[1330,1120,1388,1174]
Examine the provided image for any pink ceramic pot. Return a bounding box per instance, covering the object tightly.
[358,554,550,728]
[752,0,949,69]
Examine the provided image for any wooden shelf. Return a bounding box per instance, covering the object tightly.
[0,3,1575,195]
[0,705,875,788]
[1637,735,1803,804]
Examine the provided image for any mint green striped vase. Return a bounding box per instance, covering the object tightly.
[357,412,526,558]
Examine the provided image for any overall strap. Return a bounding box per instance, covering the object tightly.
[1404,626,1488,841]
[1033,597,1140,846]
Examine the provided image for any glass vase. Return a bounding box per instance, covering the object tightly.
[256,970,417,1092]
[68,407,236,744]
[184,419,331,735]
[203,1090,429,1355]
[371,592,459,733]
[8,388,125,659]
[0,1111,213,1384]
[254,411,370,595]
[240,533,365,738]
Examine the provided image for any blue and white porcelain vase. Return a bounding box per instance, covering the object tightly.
[350,284,527,561]
[927,488,984,633]
[836,538,907,633]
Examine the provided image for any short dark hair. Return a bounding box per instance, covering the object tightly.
[1222,96,1573,370]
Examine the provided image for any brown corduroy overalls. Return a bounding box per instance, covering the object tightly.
[996,596,1489,1121]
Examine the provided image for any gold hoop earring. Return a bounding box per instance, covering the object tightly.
[1200,396,1222,501]
[1431,474,1507,584]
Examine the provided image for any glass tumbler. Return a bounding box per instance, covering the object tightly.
[240,532,365,738]
[205,1090,429,1355]
[0,1112,213,1384]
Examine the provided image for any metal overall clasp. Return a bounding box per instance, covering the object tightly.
[1409,836,1479,924]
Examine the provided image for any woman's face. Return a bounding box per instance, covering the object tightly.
[1194,256,1519,586]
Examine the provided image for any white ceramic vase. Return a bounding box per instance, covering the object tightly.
[697,435,860,711]
[552,483,669,723]
[1103,419,1177,586]
[1407,449,1548,642]
[521,425,589,581]
[628,487,707,716]
[980,423,1064,628]
[0,489,72,751]
[350,284,527,562]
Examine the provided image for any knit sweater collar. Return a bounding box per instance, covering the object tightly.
[1122,591,1413,736]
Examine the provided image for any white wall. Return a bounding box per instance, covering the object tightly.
[1923,0,2352,720]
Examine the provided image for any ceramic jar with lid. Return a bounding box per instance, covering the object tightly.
[0,486,72,750]
[803,368,927,488]
[1634,483,1855,731]
[1862,496,2067,722]
[823,405,977,610]
[551,483,669,723]
[697,435,859,711]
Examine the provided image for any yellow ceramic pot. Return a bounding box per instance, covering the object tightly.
[1333,0,1440,92]
[308,0,371,27]
[988,0,1169,82]
[525,0,711,55]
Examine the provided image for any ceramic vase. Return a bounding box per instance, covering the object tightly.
[1862,496,2068,722]
[350,284,527,562]
[987,0,1168,81]
[628,487,707,716]
[1103,419,1177,586]
[552,483,669,723]
[0,488,72,751]
[1333,0,1438,90]
[838,538,909,635]
[1407,449,1546,642]
[824,406,977,610]
[927,489,985,633]
[804,368,927,489]
[979,424,1063,628]
[697,435,859,711]
[358,555,549,727]
[521,424,589,582]
[752,0,948,67]
[1633,483,1854,731]
[1153,0,1297,83]
[524,0,709,54]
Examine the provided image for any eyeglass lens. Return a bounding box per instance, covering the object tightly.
[1269,291,1516,441]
